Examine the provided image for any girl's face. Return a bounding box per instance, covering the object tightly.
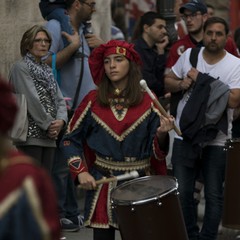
[29,31,50,62]
[104,54,130,89]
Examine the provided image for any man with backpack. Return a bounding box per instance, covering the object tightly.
[165,0,239,73]
[165,16,240,240]
[164,0,239,236]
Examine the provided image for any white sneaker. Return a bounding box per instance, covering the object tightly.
[60,218,80,232]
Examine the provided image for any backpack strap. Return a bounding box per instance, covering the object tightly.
[190,47,201,68]
[52,53,61,86]
[169,47,201,117]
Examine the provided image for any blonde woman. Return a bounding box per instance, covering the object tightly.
[9,25,67,173]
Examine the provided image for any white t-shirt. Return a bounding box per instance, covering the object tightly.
[172,47,240,146]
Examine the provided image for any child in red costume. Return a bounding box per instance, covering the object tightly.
[61,40,175,240]
[0,77,61,240]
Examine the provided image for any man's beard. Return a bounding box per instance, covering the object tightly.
[205,42,222,53]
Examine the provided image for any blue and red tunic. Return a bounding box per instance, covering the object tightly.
[61,89,168,228]
[0,150,60,239]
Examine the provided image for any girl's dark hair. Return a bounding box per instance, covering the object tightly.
[97,61,143,106]
[203,16,229,35]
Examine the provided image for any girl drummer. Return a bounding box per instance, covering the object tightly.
[60,39,174,240]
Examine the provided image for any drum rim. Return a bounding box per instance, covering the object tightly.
[110,175,178,206]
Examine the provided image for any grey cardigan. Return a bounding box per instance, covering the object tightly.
[9,59,68,147]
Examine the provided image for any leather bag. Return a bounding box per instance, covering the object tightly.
[9,94,28,142]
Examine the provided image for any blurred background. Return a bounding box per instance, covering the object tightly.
[0,0,239,79]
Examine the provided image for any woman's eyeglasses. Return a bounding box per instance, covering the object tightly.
[33,39,51,45]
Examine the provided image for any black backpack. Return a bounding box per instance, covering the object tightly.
[39,0,66,19]
[169,47,201,117]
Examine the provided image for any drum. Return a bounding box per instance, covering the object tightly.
[111,175,188,240]
[223,139,240,229]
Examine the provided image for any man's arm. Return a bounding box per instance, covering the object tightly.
[228,89,240,108]
[85,33,105,49]
[164,69,193,93]
[45,31,81,69]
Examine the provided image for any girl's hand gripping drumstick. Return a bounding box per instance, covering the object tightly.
[140,79,182,136]
[95,170,139,185]
[78,171,139,189]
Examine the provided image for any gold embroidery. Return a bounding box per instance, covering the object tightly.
[66,101,92,134]
[116,46,126,56]
[109,98,128,121]
[85,181,118,229]
[92,108,152,141]
[114,88,121,96]
[85,184,102,227]
[95,155,150,171]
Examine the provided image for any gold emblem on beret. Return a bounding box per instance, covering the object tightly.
[116,46,126,56]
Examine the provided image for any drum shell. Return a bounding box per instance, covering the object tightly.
[223,139,240,229]
[111,176,188,240]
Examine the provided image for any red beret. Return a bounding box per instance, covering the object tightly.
[0,76,18,135]
[89,40,142,85]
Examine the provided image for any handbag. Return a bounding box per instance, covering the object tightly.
[9,93,28,142]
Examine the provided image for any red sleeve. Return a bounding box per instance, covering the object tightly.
[225,36,240,57]
[166,36,195,68]
[150,157,167,175]
[150,135,168,175]
[166,44,182,68]
[68,157,88,180]
[0,159,61,240]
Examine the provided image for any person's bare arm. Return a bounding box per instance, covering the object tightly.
[78,172,96,190]
[85,33,105,49]
[188,68,240,109]
[164,69,193,93]
[228,89,240,108]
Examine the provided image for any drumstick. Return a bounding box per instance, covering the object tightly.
[78,171,139,188]
[95,170,139,185]
[140,79,182,136]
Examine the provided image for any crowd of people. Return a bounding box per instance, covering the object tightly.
[1,0,240,240]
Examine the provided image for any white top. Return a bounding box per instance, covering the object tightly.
[172,47,240,146]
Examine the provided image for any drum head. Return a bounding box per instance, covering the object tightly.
[111,175,177,205]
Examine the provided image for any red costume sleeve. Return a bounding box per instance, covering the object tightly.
[150,135,168,175]
[0,150,61,240]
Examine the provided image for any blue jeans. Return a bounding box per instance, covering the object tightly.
[52,148,80,219]
[172,139,226,240]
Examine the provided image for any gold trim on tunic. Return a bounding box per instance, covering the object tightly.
[95,155,150,171]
